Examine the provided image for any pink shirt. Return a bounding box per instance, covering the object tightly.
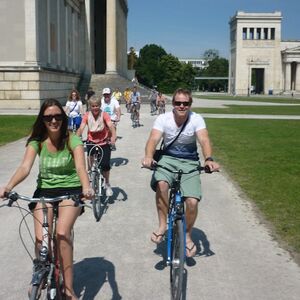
[82,111,111,145]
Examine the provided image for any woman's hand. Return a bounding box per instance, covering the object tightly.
[82,187,94,200]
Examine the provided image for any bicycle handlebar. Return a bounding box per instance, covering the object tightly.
[4,191,84,208]
[142,164,215,174]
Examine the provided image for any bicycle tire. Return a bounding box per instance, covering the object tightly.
[91,171,102,221]
[170,218,185,300]
[29,279,48,300]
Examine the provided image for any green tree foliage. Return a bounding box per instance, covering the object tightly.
[135,44,167,87]
[197,56,229,92]
[135,44,196,93]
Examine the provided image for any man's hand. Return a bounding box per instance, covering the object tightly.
[142,157,154,169]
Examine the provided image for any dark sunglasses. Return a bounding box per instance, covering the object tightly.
[42,114,64,122]
[174,101,190,107]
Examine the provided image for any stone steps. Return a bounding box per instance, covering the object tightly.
[79,74,152,103]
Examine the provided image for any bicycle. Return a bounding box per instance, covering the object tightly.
[157,102,165,115]
[85,142,106,221]
[67,115,81,133]
[130,102,140,128]
[3,191,88,300]
[148,164,212,300]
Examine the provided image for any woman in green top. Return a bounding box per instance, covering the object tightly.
[0,99,93,300]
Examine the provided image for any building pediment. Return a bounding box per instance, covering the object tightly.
[282,45,300,54]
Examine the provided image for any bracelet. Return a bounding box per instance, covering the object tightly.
[205,157,214,162]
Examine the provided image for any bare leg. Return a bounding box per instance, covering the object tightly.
[56,200,81,300]
[184,197,198,257]
[103,170,110,185]
[151,181,169,243]
[33,203,54,257]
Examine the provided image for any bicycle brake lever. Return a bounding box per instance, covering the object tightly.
[4,191,19,207]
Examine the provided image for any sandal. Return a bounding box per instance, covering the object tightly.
[186,242,196,257]
[151,231,165,244]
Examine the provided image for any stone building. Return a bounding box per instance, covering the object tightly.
[229,11,300,95]
[0,0,128,109]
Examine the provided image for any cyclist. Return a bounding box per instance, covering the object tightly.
[77,95,117,197]
[65,89,84,131]
[0,99,93,300]
[112,87,122,103]
[149,86,158,115]
[130,86,141,125]
[156,92,166,114]
[142,88,219,257]
[123,87,132,112]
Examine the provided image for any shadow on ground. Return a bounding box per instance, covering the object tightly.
[74,257,122,300]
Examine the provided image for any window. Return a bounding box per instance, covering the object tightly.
[249,28,254,40]
[264,28,268,39]
[271,28,275,40]
[242,27,247,40]
[257,28,261,40]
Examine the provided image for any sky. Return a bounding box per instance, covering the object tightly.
[127,0,300,59]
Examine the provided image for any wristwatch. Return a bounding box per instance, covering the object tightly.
[205,157,214,162]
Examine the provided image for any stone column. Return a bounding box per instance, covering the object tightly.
[57,0,61,66]
[296,63,300,91]
[47,0,51,65]
[84,0,93,73]
[24,0,39,65]
[285,63,291,91]
[106,0,117,74]
[246,28,250,40]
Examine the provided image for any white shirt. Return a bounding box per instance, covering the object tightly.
[101,97,120,121]
[153,110,206,160]
[66,100,83,118]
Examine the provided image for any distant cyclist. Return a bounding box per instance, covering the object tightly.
[130,86,141,124]
[77,95,116,197]
[65,89,83,131]
[156,92,166,114]
[149,86,158,115]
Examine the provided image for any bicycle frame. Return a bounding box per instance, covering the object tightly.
[4,192,84,300]
[166,178,187,265]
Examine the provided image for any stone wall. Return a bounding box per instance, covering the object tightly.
[0,70,79,109]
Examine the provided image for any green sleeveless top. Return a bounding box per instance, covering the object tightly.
[29,134,82,189]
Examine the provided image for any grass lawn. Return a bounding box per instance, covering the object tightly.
[193,94,300,103]
[0,116,35,146]
[193,105,300,115]
[204,118,300,255]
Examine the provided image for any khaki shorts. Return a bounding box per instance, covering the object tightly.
[151,155,202,200]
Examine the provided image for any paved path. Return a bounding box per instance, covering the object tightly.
[0,104,300,299]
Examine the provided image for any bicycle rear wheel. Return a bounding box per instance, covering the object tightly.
[91,171,102,221]
[170,219,185,300]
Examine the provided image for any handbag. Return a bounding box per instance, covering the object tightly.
[153,116,189,162]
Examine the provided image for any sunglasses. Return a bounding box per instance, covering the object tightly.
[42,114,64,122]
[174,101,190,107]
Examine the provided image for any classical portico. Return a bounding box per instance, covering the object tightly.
[0,0,128,109]
[282,46,300,92]
[229,11,300,95]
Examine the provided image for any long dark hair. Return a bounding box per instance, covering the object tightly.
[27,99,69,150]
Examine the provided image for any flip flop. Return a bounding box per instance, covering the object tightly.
[186,242,196,257]
[151,231,165,244]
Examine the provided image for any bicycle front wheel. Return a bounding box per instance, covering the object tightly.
[170,219,185,300]
[91,171,102,221]
[29,279,48,300]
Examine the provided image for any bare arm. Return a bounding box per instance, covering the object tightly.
[115,106,121,121]
[72,145,92,197]
[196,128,220,171]
[0,145,37,197]
[76,119,86,137]
[106,120,117,144]
[142,128,163,168]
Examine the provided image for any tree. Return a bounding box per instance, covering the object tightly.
[203,49,219,60]
[200,57,229,91]
[135,44,167,87]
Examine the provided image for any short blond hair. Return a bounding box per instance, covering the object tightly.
[88,95,101,106]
